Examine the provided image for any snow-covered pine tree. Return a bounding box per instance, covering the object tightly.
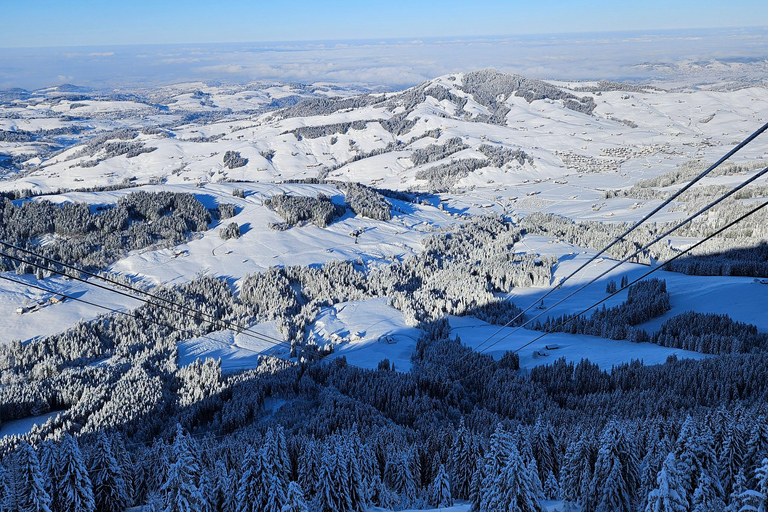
[315,444,350,512]
[725,468,748,512]
[595,457,630,512]
[469,457,485,512]
[674,416,705,503]
[88,432,128,512]
[544,470,560,500]
[297,440,319,499]
[264,473,287,512]
[690,470,725,512]
[450,420,475,500]
[54,435,95,512]
[160,426,206,512]
[341,439,366,512]
[491,444,544,512]
[429,463,453,508]
[237,445,271,512]
[111,434,135,506]
[273,426,292,485]
[531,419,558,484]
[755,458,768,512]
[644,453,687,512]
[588,421,639,512]
[560,429,596,506]
[747,416,768,478]
[719,418,747,499]
[0,462,10,512]
[222,468,239,512]
[38,441,57,508]
[15,442,52,512]
[480,424,514,511]
[281,481,308,512]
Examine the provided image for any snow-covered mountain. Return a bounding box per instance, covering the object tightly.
[2,69,768,512]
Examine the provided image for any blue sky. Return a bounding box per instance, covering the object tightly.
[3,0,767,48]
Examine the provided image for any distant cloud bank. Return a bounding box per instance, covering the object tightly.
[0,28,766,90]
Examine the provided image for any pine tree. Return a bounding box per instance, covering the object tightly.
[111,434,135,506]
[281,481,308,512]
[88,432,128,512]
[297,440,319,499]
[315,445,349,512]
[489,444,543,512]
[54,435,95,512]
[588,421,638,512]
[725,469,747,512]
[264,473,286,512]
[0,462,10,512]
[480,424,514,511]
[560,433,594,505]
[15,442,52,512]
[755,457,768,512]
[690,470,724,512]
[596,457,630,512]
[544,470,560,500]
[37,442,57,510]
[719,419,747,499]
[747,417,768,475]
[429,463,453,508]
[237,445,270,512]
[341,441,366,512]
[469,458,485,512]
[644,454,687,512]
[222,468,239,512]
[450,420,475,500]
[160,426,206,512]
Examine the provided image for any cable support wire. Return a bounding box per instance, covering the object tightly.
[0,239,288,348]
[472,119,768,351]
[470,163,768,356]
[452,198,768,385]
[0,273,285,357]
[0,249,292,351]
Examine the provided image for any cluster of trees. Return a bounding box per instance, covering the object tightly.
[632,159,766,190]
[379,113,419,137]
[277,95,384,120]
[7,195,768,512]
[478,144,534,167]
[410,137,468,166]
[412,144,535,191]
[652,311,768,355]
[283,121,368,141]
[538,278,670,342]
[460,69,597,124]
[0,130,34,142]
[68,129,139,161]
[415,158,489,192]
[5,303,768,512]
[223,151,248,169]
[666,242,768,278]
[0,191,214,273]
[538,278,766,356]
[241,215,552,344]
[522,207,768,279]
[78,141,157,166]
[281,178,397,221]
[331,181,393,221]
[264,193,346,228]
[219,222,241,240]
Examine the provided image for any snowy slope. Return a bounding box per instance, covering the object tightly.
[1,70,767,376]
